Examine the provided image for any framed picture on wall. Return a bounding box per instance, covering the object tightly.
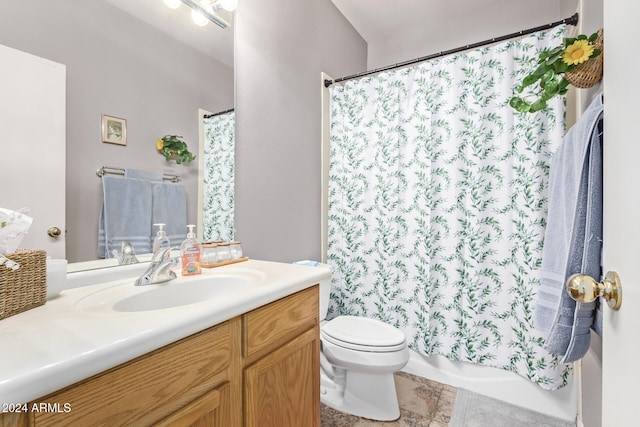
[101,114,127,146]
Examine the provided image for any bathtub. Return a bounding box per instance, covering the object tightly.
[401,349,579,422]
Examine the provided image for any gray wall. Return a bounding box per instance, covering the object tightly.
[235,0,367,262]
[0,0,233,262]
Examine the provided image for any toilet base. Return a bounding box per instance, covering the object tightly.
[320,368,401,421]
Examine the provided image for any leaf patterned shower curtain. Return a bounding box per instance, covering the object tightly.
[202,111,235,242]
[327,27,571,389]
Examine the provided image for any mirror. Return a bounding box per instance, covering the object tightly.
[0,0,234,266]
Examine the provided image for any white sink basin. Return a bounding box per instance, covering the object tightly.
[114,276,252,311]
[75,270,262,312]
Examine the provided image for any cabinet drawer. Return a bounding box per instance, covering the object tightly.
[157,382,231,427]
[34,321,232,426]
[243,286,318,359]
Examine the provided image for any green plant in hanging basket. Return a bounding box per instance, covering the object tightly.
[155,135,196,164]
[510,32,602,113]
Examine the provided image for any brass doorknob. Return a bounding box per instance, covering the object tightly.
[47,226,62,238]
[566,271,622,310]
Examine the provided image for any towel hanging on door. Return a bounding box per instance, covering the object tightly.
[534,92,604,363]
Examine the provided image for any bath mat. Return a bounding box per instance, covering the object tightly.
[449,388,574,427]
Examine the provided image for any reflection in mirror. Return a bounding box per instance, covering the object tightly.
[201,109,236,242]
[0,0,234,268]
[98,167,188,260]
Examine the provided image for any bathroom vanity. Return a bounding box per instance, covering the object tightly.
[0,260,327,426]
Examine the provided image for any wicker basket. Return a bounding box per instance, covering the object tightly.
[565,28,604,89]
[0,249,47,320]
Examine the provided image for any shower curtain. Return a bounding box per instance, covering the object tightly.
[327,27,571,389]
[202,111,235,242]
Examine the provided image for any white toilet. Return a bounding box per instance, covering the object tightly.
[317,264,409,421]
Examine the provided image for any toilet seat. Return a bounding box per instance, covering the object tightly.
[321,316,406,352]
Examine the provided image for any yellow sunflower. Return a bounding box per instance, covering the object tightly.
[155,138,164,150]
[563,39,594,66]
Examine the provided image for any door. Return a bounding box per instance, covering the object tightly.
[0,44,66,258]
[601,1,640,425]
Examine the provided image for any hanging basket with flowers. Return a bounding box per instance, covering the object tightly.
[155,135,196,165]
[510,29,603,113]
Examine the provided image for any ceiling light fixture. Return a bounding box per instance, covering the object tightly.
[174,0,236,29]
[163,0,182,9]
[190,8,210,26]
[219,0,238,12]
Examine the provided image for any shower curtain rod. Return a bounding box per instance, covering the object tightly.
[324,13,578,88]
[204,108,234,119]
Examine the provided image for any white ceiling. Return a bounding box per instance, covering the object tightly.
[332,0,478,43]
[331,0,568,43]
[102,0,234,68]
[332,0,573,69]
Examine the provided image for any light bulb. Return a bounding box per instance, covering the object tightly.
[163,0,182,9]
[191,9,209,26]
[219,0,238,12]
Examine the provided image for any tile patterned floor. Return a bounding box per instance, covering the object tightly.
[320,371,457,426]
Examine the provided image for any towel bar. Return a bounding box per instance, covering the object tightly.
[96,166,180,183]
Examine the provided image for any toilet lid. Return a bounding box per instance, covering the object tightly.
[321,316,406,352]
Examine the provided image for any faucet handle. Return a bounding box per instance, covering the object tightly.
[151,246,179,262]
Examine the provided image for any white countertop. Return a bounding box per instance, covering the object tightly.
[0,259,330,405]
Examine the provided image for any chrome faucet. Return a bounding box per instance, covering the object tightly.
[113,241,139,265]
[134,247,178,286]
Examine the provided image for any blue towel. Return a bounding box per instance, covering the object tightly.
[151,182,187,245]
[124,168,163,181]
[534,93,604,363]
[98,176,154,258]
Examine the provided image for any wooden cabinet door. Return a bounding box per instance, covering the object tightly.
[244,327,320,427]
[0,412,31,427]
[157,383,230,427]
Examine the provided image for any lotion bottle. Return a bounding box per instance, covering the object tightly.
[152,223,170,253]
[180,224,202,276]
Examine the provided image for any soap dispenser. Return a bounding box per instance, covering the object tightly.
[153,223,170,253]
[180,224,202,276]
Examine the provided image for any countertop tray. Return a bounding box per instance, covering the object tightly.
[201,257,249,269]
